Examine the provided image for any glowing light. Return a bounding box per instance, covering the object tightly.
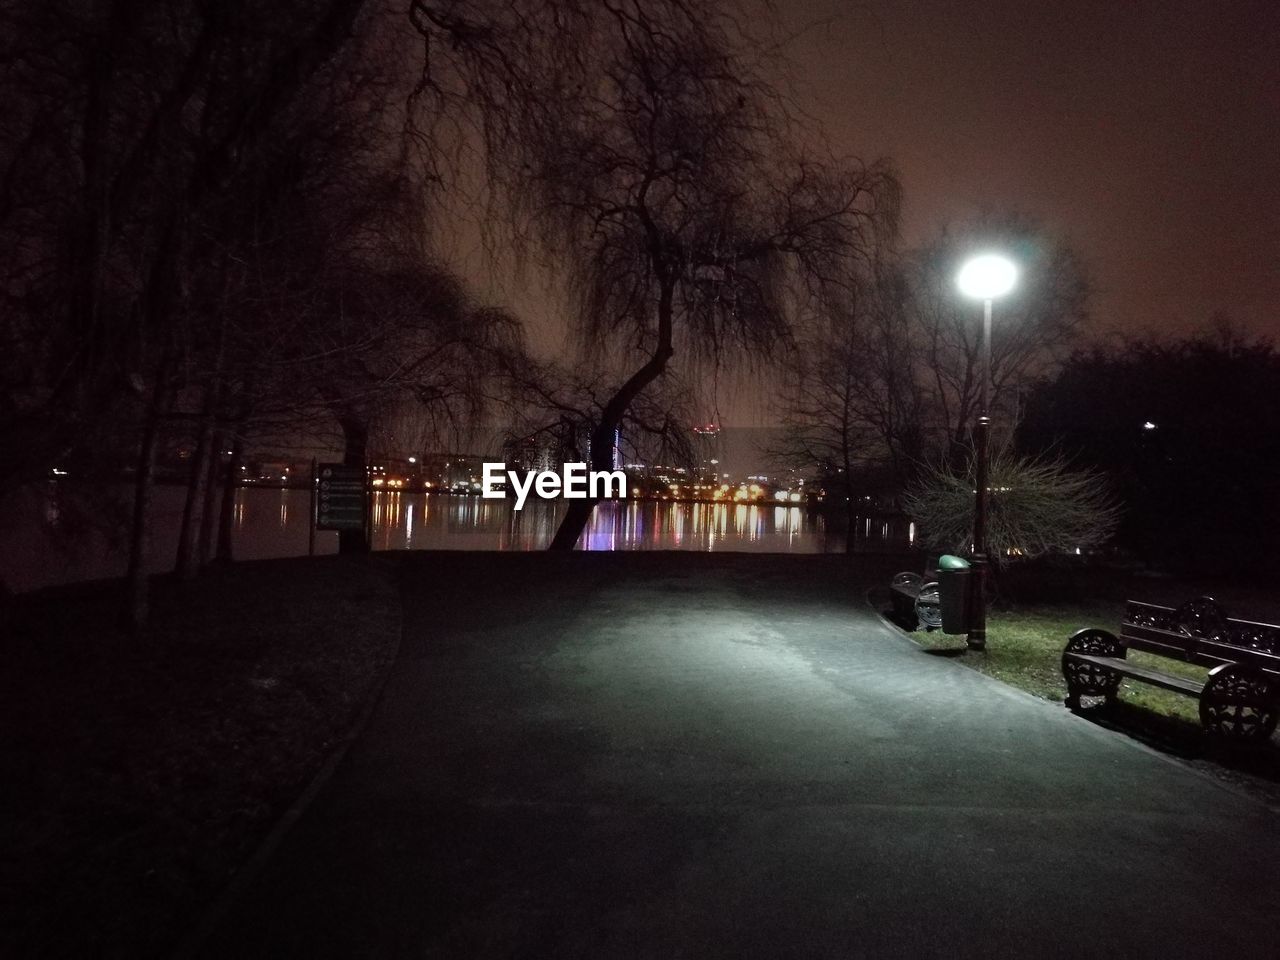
[1142,421,1158,430]
[957,254,1017,300]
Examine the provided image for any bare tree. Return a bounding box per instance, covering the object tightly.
[903,444,1119,567]
[0,0,385,626]
[1,1,545,599]
[771,210,1089,548]
[426,0,899,549]
[910,211,1090,458]
[498,352,699,477]
[768,261,921,549]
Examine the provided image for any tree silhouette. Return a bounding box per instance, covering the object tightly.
[433,0,900,549]
[904,444,1119,567]
[1019,325,1280,573]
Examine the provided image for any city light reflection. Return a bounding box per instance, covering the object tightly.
[160,490,916,559]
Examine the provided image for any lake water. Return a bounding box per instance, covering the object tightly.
[1,485,915,592]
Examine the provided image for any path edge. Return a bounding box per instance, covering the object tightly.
[863,585,1280,813]
[169,559,408,960]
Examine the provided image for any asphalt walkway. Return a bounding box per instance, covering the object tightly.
[195,553,1280,958]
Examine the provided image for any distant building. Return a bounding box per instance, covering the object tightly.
[692,423,722,483]
[504,436,557,473]
[242,459,310,487]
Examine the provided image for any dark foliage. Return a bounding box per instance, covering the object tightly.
[1018,328,1280,574]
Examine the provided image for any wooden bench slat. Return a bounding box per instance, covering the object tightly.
[1121,633,1196,661]
[1120,622,1195,648]
[1195,638,1280,670]
[1064,653,1206,697]
[1124,601,1280,660]
[1120,622,1280,674]
[1066,602,1280,740]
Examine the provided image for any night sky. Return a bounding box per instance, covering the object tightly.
[784,0,1279,338]
[447,0,1279,426]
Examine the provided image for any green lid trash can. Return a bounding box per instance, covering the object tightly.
[937,554,971,635]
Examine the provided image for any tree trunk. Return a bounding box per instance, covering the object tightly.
[196,426,225,567]
[183,274,229,574]
[548,279,676,551]
[548,420,619,551]
[215,424,247,562]
[841,394,856,554]
[551,496,598,552]
[124,374,168,633]
[125,198,184,630]
[843,489,857,554]
[0,577,13,635]
[68,0,133,406]
[175,403,214,578]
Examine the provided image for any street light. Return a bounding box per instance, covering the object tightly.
[956,253,1017,651]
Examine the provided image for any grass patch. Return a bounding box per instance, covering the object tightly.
[915,601,1206,726]
[0,555,401,959]
[901,592,1280,806]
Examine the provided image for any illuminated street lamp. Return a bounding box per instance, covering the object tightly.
[956,254,1017,651]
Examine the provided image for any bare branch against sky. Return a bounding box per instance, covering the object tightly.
[436,0,1278,415]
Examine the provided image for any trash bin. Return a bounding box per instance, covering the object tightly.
[937,554,971,635]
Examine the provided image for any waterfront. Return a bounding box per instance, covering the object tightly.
[1,486,916,592]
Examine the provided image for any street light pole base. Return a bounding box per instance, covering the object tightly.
[967,552,988,651]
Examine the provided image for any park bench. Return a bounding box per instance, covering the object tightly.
[1061,597,1280,741]
[889,570,942,631]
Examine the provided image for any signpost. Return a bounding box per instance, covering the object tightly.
[315,463,367,533]
[309,458,317,555]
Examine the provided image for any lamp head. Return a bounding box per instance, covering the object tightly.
[957,254,1017,300]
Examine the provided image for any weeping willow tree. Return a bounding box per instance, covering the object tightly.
[422,0,901,549]
[904,445,1120,565]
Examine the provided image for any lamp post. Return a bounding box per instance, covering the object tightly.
[956,254,1017,651]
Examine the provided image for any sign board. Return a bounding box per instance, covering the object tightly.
[315,463,367,531]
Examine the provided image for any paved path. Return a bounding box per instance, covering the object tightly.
[197,553,1280,958]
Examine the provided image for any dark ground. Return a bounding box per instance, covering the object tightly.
[0,557,401,959]
[184,552,1280,959]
